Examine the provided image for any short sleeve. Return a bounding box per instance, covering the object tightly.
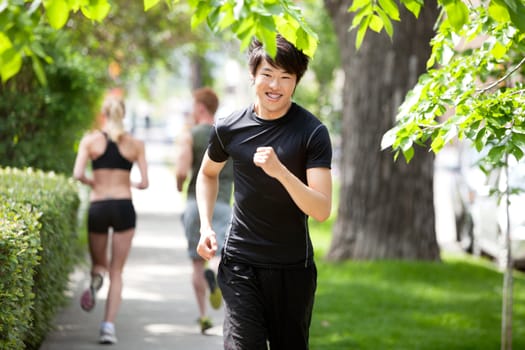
[306,124,332,169]
[207,124,230,163]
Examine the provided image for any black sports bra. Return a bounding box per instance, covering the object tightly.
[91,132,133,171]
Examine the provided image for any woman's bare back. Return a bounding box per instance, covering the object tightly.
[84,132,146,201]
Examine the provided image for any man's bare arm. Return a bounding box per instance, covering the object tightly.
[175,130,192,192]
[253,146,332,221]
[195,151,226,260]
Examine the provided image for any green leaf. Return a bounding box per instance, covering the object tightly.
[376,7,394,37]
[191,1,211,29]
[29,42,52,64]
[427,50,437,70]
[350,5,373,30]
[443,126,459,145]
[260,29,277,58]
[67,0,82,12]
[400,0,422,18]
[257,15,277,57]
[368,14,384,33]
[510,145,524,161]
[144,0,160,11]
[430,134,445,153]
[378,0,400,21]
[217,3,236,30]
[235,14,256,36]
[349,0,371,12]
[207,6,221,31]
[400,136,414,152]
[259,14,276,34]
[1,48,22,83]
[295,28,317,58]
[0,31,13,54]
[44,0,70,29]
[474,127,487,151]
[487,145,506,163]
[507,0,525,33]
[444,1,469,31]
[236,17,256,51]
[275,16,296,40]
[393,149,401,161]
[402,146,415,163]
[488,0,511,22]
[490,41,507,59]
[31,55,47,86]
[511,132,525,148]
[273,11,317,58]
[355,16,371,49]
[80,0,110,22]
[501,0,518,12]
[381,128,397,150]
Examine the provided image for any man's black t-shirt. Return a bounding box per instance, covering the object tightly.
[207,102,332,268]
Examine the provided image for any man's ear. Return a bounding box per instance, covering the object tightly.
[195,102,204,113]
[195,102,211,118]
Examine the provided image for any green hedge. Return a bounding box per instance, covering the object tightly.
[0,200,41,350]
[0,167,81,350]
[0,29,107,175]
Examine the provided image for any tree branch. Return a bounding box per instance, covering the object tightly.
[477,57,525,94]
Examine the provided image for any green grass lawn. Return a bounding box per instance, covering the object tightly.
[309,219,525,350]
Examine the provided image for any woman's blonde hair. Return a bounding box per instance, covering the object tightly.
[102,96,126,141]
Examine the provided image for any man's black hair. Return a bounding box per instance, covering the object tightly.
[248,34,309,83]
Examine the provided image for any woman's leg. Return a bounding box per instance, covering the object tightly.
[80,232,109,312]
[104,228,135,323]
[88,232,109,277]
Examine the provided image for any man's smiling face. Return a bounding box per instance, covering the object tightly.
[252,59,297,120]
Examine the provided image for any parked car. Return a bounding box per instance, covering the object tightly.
[451,144,525,268]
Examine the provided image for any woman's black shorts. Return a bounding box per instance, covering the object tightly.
[88,199,136,234]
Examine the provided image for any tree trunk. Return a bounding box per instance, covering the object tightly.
[324,0,441,261]
[190,54,205,90]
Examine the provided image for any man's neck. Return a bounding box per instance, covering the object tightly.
[253,101,292,120]
[196,112,214,125]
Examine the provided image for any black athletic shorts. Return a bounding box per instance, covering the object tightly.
[218,258,317,350]
[88,199,136,233]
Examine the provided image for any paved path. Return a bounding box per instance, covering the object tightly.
[40,140,224,350]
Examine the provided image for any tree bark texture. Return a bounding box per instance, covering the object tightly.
[324,0,441,261]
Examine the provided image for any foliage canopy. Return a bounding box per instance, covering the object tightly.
[2,0,524,174]
[380,1,525,170]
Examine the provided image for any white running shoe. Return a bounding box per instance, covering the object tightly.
[99,324,117,344]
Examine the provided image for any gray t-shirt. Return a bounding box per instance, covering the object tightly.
[186,123,233,204]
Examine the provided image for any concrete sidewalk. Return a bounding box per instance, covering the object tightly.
[40,161,224,349]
